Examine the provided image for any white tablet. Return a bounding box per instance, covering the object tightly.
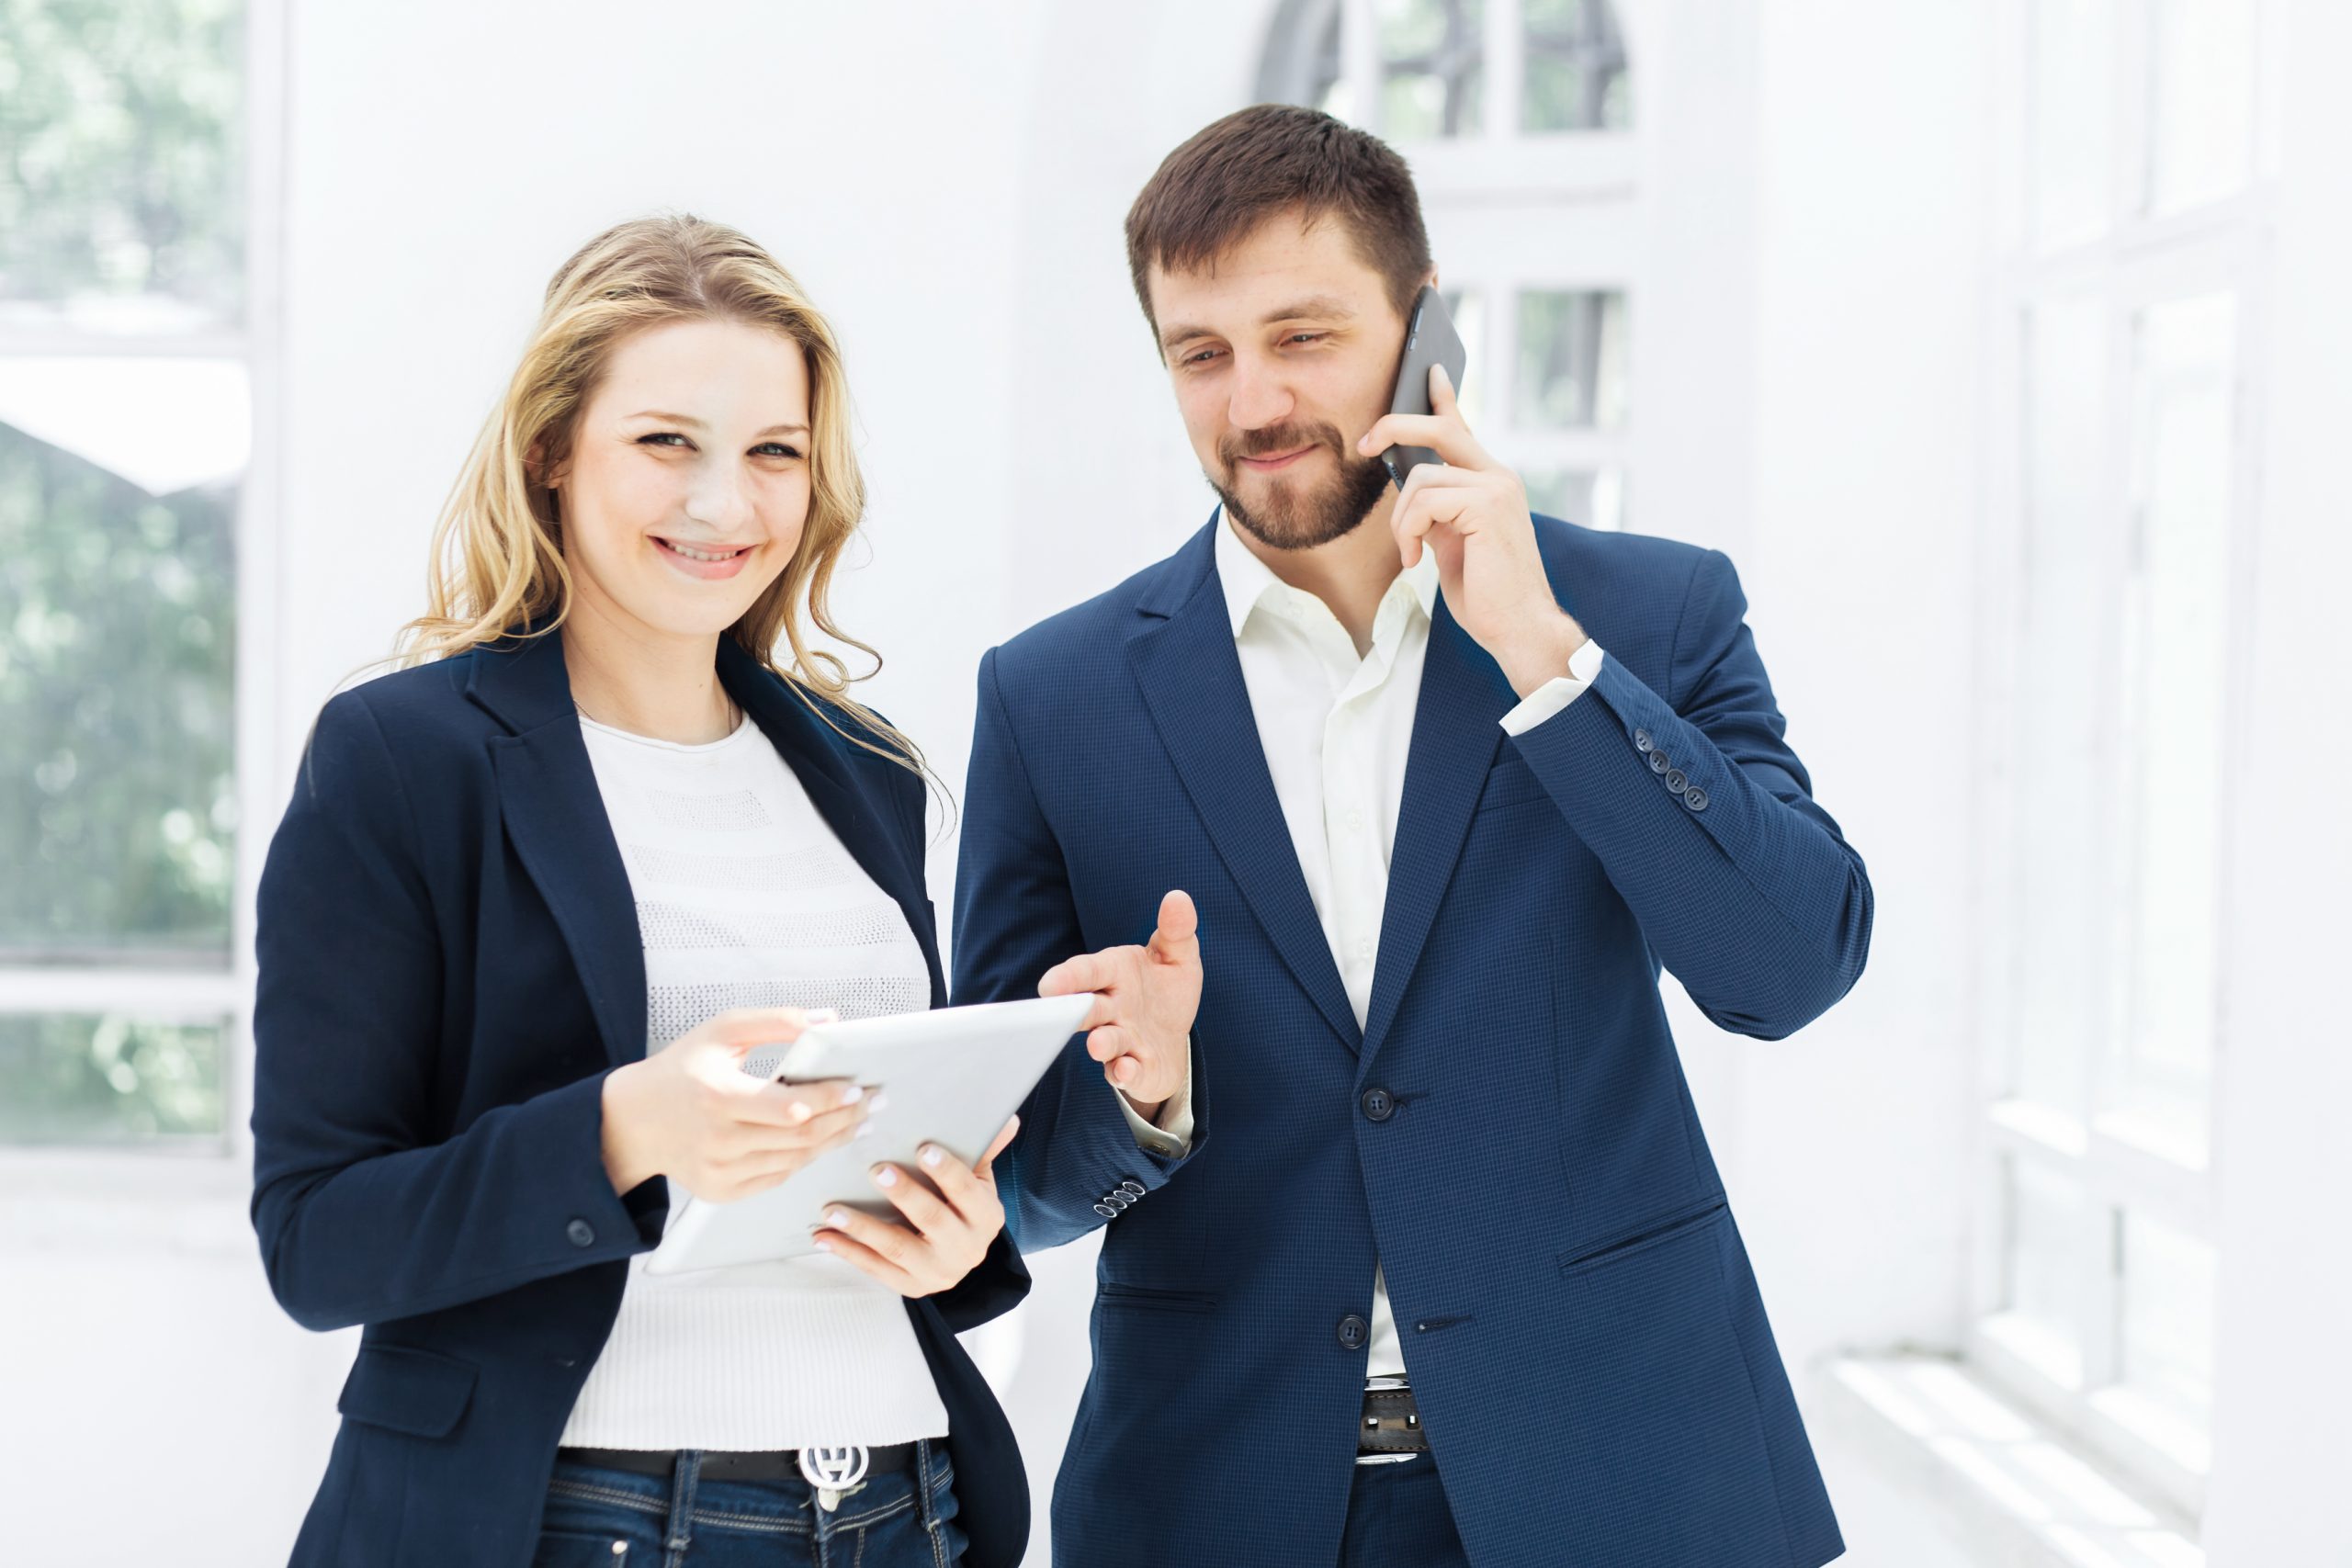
[642,991,1096,1276]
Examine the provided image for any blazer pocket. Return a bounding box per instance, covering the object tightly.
[336,1344,479,1439]
[1097,1281,1220,1314]
[1555,1200,1729,1279]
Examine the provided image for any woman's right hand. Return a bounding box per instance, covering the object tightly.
[599,1006,872,1202]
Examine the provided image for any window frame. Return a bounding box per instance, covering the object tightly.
[1258,0,1641,525]
[1967,0,2275,1524]
[0,0,286,1178]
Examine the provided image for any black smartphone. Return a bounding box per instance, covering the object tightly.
[1378,285,1469,490]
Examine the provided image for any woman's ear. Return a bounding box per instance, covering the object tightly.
[525,437,566,491]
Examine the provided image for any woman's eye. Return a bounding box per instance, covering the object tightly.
[752,443,802,458]
[639,433,689,448]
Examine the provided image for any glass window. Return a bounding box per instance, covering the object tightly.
[2029,0,2117,247]
[1438,286,1487,425]
[2147,0,2255,213]
[1377,0,1485,141]
[0,0,247,333]
[1515,288,1628,429]
[2012,298,2108,1114]
[1521,0,1630,132]
[1,2,252,1147]
[2003,1155,2088,1387]
[1522,468,1623,531]
[2111,291,2234,1161]
[0,1014,226,1142]
[2118,1211,2217,1432]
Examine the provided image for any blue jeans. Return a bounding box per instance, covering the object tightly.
[530,1442,967,1567]
[1340,1456,1472,1567]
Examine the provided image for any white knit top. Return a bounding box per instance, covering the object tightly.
[556,708,950,1450]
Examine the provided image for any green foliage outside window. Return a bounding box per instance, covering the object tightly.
[0,0,246,323]
[0,421,237,957]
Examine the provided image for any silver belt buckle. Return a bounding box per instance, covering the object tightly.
[797,1445,870,1511]
[1357,1374,1419,1467]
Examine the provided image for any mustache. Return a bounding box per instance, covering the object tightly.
[1218,422,1349,468]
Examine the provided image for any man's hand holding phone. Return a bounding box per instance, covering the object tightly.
[1359,361,1589,699]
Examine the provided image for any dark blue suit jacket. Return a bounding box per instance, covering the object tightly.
[954,514,1871,1568]
[250,624,1032,1567]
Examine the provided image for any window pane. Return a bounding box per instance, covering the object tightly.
[1522,0,1630,132]
[2013,299,2107,1112]
[2029,0,2116,247]
[0,1013,225,1141]
[0,358,244,958]
[1378,0,1484,140]
[2119,1211,2216,1431]
[1515,288,1628,429]
[1523,468,1623,531]
[2004,1155,2086,1385]
[1438,287,1487,426]
[1308,5,1351,122]
[0,0,247,333]
[2115,293,2233,1151]
[2148,0,2255,213]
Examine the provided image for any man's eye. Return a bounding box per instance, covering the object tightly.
[1183,347,1224,367]
[1286,333,1326,345]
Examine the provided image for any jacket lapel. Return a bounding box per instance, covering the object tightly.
[471,627,650,1070]
[468,621,944,1076]
[1358,599,1518,1071]
[1128,524,1363,1057]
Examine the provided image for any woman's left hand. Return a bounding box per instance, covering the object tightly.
[810,1116,1021,1296]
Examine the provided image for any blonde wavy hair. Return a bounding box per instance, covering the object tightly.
[368,211,927,783]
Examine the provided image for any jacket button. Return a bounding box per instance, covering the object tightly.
[1093,1202,1120,1219]
[1685,786,1709,811]
[1634,728,1654,753]
[565,1218,596,1248]
[1664,768,1688,793]
[1647,751,1669,775]
[1338,1314,1369,1350]
[1361,1087,1396,1122]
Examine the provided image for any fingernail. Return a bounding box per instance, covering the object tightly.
[813,1237,833,1253]
[840,1083,864,1105]
[868,1091,889,1114]
[827,1210,851,1228]
[921,1145,944,1168]
[788,1102,813,1124]
[874,1166,899,1187]
[854,1122,875,1140]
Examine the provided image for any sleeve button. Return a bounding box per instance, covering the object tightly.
[1093,1202,1121,1219]
[565,1218,596,1248]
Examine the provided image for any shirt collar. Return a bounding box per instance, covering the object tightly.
[1212,506,1439,643]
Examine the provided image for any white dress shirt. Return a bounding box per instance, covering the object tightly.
[1132,510,1605,1379]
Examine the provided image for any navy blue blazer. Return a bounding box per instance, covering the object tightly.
[250,623,1031,1568]
[954,513,1872,1568]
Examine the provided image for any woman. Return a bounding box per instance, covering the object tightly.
[251,215,1032,1567]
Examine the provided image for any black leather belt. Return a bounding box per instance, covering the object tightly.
[558,1443,921,1483]
[1359,1382,1429,1459]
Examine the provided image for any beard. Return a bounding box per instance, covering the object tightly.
[1208,420,1396,552]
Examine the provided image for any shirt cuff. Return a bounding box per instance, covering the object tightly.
[1114,1036,1195,1157]
[1499,637,1605,737]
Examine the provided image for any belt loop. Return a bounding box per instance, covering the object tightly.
[913,1437,950,1567]
[662,1450,702,1567]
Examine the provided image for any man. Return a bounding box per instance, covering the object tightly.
[957,104,1871,1567]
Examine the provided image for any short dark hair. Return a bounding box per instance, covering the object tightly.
[1124,104,1432,342]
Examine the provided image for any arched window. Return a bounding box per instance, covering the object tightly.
[1258,0,1636,531]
